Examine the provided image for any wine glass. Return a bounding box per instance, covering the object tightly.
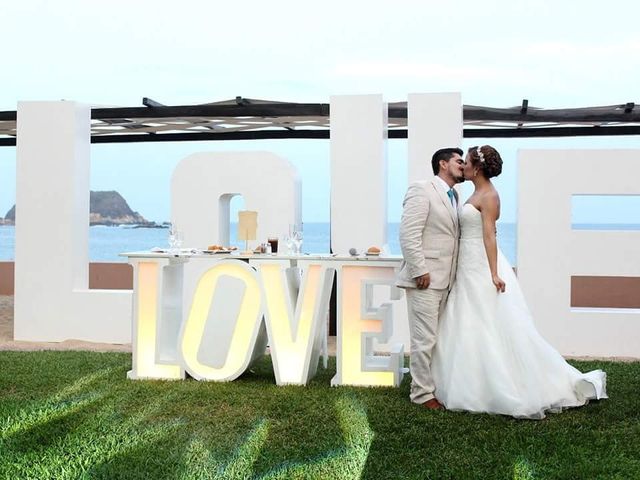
[289,223,303,255]
[175,230,184,252]
[168,223,180,254]
[284,234,294,255]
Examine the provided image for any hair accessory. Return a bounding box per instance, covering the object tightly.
[476,146,485,163]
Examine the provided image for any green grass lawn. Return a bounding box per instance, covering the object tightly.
[0,352,638,479]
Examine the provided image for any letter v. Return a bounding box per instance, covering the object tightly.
[255,260,335,385]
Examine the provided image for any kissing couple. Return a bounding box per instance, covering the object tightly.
[397,146,607,419]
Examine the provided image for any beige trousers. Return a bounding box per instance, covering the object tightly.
[405,287,448,404]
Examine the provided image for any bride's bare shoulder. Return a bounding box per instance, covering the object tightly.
[479,189,500,207]
[477,189,501,219]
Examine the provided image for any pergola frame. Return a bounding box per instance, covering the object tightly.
[0,97,639,146]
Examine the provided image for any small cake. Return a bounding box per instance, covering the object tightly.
[367,246,381,255]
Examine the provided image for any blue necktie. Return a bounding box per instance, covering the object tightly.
[447,188,455,206]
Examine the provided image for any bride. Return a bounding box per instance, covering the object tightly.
[431,145,607,419]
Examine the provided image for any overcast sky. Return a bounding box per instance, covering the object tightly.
[1,0,640,223]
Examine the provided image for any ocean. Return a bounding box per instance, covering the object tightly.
[0,223,638,266]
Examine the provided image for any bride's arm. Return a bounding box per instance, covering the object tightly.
[480,193,506,292]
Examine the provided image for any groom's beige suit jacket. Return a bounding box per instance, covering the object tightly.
[396,178,460,290]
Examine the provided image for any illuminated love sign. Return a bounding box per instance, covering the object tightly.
[126,256,404,387]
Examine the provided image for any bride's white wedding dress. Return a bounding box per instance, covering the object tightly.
[432,203,607,419]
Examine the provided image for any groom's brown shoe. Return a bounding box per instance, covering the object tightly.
[422,398,445,410]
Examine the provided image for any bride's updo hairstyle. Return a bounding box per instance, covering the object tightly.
[469,145,503,178]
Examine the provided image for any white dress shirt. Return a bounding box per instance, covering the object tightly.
[433,175,457,211]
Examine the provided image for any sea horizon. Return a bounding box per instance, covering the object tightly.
[2,222,640,266]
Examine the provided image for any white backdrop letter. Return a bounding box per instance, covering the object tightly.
[14,101,131,342]
[518,149,640,357]
[330,95,388,254]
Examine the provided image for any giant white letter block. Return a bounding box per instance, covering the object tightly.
[254,258,335,385]
[518,149,640,357]
[407,93,462,183]
[171,152,301,249]
[127,257,186,380]
[14,101,131,342]
[180,260,267,381]
[331,261,404,387]
[330,95,388,254]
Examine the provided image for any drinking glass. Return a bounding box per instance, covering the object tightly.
[175,230,184,251]
[289,223,303,255]
[267,237,279,254]
[168,223,181,254]
[285,234,294,254]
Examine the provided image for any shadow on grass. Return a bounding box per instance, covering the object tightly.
[0,352,639,479]
[87,430,193,480]
[3,393,103,455]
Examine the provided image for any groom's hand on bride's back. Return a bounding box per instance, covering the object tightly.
[414,273,431,289]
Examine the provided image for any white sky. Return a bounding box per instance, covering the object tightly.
[1,0,640,223]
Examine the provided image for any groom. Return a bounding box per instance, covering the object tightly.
[397,147,465,409]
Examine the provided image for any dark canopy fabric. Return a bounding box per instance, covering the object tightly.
[1,97,638,145]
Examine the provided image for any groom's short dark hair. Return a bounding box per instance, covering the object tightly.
[432,148,463,175]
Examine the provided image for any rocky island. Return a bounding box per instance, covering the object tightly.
[2,191,164,227]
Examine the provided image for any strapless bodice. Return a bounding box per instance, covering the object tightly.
[460,203,484,239]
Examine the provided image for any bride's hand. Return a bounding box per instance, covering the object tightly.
[492,274,506,293]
